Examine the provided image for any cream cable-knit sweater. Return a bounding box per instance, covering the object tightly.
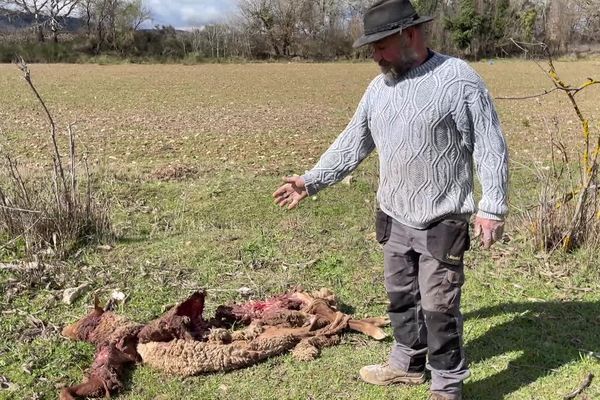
[302,52,509,229]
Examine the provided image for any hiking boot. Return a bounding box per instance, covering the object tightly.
[428,392,462,400]
[359,363,425,386]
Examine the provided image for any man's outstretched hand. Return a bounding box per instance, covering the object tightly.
[473,216,504,249]
[273,176,308,209]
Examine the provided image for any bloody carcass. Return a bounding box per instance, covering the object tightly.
[60,288,389,399]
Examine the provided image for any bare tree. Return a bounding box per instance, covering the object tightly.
[220,15,253,58]
[205,24,226,58]
[545,0,576,53]
[48,0,79,42]
[120,0,150,31]
[7,0,50,41]
[78,0,93,35]
[571,0,600,43]
[75,0,149,52]
[239,0,361,58]
[240,0,311,57]
[274,0,304,56]
[239,0,282,56]
[2,0,80,42]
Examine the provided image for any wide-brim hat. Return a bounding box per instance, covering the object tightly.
[353,0,434,48]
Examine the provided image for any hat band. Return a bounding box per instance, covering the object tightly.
[364,14,419,35]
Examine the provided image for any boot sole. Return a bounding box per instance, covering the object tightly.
[359,374,426,386]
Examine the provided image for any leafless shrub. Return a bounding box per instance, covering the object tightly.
[0,59,112,259]
[510,41,600,253]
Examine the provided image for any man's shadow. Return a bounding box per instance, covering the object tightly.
[463,300,600,399]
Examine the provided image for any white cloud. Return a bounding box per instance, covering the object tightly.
[143,0,238,29]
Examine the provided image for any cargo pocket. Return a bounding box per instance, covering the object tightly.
[426,218,470,265]
[440,264,465,312]
[375,209,392,245]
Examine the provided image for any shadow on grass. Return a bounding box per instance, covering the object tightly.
[338,302,356,315]
[464,301,600,399]
[116,236,151,245]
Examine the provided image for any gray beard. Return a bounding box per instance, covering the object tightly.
[381,51,420,85]
[383,68,401,85]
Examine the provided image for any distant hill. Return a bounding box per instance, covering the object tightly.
[0,7,83,33]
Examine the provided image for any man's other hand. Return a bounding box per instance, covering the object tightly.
[273,175,308,209]
[473,217,504,249]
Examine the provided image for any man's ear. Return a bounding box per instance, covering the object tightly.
[397,28,412,47]
[407,26,418,42]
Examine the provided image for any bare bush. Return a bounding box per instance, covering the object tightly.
[0,60,111,258]
[512,42,600,253]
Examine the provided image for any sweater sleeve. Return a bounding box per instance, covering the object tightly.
[460,76,509,221]
[302,85,375,196]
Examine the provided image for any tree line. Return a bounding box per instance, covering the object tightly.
[0,0,599,62]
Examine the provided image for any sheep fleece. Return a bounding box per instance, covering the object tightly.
[138,335,297,375]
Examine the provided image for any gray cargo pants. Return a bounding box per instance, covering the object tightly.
[376,209,471,399]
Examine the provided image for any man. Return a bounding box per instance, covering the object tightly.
[273,0,509,399]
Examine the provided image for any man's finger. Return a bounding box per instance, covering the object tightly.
[275,195,289,207]
[482,228,493,249]
[273,185,289,198]
[275,195,288,206]
[282,176,298,184]
[273,191,284,202]
[288,197,300,209]
[473,222,482,238]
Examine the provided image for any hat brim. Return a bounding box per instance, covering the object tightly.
[352,15,435,48]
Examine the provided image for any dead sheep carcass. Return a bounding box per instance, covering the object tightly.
[60,288,389,399]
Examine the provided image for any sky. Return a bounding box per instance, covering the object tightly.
[142,0,239,30]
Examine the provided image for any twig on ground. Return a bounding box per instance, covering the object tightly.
[0,204,41,214]
[0,261,40,271]
[281,259,318,270]
[563,373,593,400]
[362,296,388,307]
[561,286,594,293]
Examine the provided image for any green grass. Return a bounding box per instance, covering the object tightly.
[1,170,598,399]
[0,61,599,399]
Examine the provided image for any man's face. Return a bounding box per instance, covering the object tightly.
[372,29,419,79]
